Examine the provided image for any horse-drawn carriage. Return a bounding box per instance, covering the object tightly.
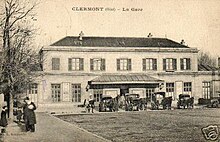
[99,95,113,112]
[151,92,172,110]
[207,98,220,108]
[125,94,141,111]
[177,94,194,109]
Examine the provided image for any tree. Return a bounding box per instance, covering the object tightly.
[198,51,217,67]
[0,0,39,119]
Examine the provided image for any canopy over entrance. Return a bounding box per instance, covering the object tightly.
[88,74,163,85]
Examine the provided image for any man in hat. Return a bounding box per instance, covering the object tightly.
[23,97,37,132]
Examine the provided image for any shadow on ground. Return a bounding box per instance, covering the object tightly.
[14,120,26,132]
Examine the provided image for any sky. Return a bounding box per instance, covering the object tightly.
[32,0,220,56]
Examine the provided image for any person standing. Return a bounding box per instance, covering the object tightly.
[23,97,36,132]
[0,106,8,133]
[16,107,23,124]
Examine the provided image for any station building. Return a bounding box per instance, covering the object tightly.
[28,33,220,108]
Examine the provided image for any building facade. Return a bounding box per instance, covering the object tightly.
[28,34,220,108]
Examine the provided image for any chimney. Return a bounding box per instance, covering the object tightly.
[147,33,153,38]
[180,39,185,45]
[79,31,84,40]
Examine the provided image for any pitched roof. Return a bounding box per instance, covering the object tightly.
[198,64,218,71]
[51,36,189,48]
[90,74,163,84]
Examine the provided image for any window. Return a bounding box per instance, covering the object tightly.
[29,83,38,94]
[52,58,60,70]
[180,58,191,70]
[72,84,81,102]
[117,58,131,71]
[93,89,103,102]
[90,58,105,71]
[68,58,84,71]
[146,88,155,98]
[184,82,192,95]
[51,84,61,102]
[143,58,157,71]
[202,81,211,99]
[166,83,175,97]
[163,58,177,71]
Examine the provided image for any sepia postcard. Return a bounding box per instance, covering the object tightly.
[0,0,220,142]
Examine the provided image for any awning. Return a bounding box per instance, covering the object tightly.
[89,74,164,85]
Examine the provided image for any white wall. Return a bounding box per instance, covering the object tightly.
[43,49,198,74]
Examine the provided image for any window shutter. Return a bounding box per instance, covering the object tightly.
[52,58,55,70]
[101,59,105,71]
[143,59,146,71]
[79,58,84,71]
[153,59,157,70]
[57,58,60,70]
[117,59,120,71]
[68,58,72,71]
[173,59,177,70]
[52,58,60,70]
[180,59,184,70]
[187,58,191,70]
[163,59,166,70]
[128,59,132,71]
[90,59,93,71]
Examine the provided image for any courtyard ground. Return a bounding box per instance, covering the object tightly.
[2,112,110,142]
[57,108,220,142]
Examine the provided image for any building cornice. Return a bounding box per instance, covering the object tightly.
[42,46,198,53]
[38,71,219,76]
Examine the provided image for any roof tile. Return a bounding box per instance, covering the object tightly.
[51,36,188,48]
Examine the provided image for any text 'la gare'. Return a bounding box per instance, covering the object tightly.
[122,8,143,12]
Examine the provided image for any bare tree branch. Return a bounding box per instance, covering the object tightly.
[0,0,40,119]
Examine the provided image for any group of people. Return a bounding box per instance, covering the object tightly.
[0,97,37,134]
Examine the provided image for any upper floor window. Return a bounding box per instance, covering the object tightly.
[117,58,131,71]
[68,58,84,71]
[143,58,157,71]
[163,58,177,71]
[90,58,105,71]
[52,58,60,70]
[180,58,191,70]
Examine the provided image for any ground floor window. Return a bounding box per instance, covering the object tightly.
[28,83,38,103]
[72,84,81,102]
[51,84,61,102]
[183,82,192,95]
[93,89,103,102]
[29,83,38,94]
[166,83,175,98]
[202,81,211,99]
[146,88,154,98]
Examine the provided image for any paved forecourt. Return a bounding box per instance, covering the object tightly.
[4,112,110,142]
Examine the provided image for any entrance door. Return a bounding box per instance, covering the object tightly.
[120,85,128,96]
[175,81,183,100]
